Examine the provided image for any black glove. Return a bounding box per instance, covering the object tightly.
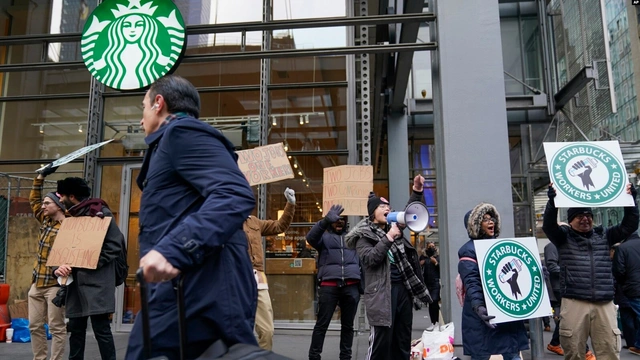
[51,286,67,308]
[475,305,496,329]
[38,163,58,177]
[631,183,638,200]
[547,185,556,199]
[322,204,344,226]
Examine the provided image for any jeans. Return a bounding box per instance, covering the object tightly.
[309,283,360,360]
[471,353,521,360]
[619,306,639,348]
[68,314,116,360]
[627,298,640,348]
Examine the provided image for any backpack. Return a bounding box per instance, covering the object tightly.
[455,257,477,306]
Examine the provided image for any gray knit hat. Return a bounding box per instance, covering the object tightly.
[44,192,65,211]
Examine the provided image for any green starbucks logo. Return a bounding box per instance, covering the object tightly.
[80,0,186,90]
[482,241,544,318]
[550,143,625,205]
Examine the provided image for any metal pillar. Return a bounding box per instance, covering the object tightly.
[387,112,410,211]
[358,0,371,166]
[258,0,272,221]
[83,77,105,191]
[430,0,515,345]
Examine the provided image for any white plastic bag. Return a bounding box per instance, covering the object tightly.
[421,322,455,360]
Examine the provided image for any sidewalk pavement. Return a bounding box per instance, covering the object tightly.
[0,309,635,359]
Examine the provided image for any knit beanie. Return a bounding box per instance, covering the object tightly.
[367,192,389,217]
[44,192,65,211]
[57,177,91,199]
[567,207,593,222]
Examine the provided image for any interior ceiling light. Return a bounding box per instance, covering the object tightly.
[39,125,44,134]
[271,116,277,126]
[299,115,304,125]
[78,124,83,133]
[304,114,309,124]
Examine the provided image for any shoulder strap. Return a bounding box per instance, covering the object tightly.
[459,256,477,263]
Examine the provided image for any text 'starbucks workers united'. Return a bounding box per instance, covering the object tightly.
[480,240,545,321]
[81,0,186,90]
[545,141,630,207]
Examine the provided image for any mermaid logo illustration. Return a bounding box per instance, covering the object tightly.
[80,0,186,90]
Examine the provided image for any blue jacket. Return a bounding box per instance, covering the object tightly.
[306,220,360,282]
[458,203,529,357]
[125,115,257,360]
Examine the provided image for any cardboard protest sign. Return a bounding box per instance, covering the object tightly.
[237,143,294,186]
[475,237,552,324]
[543,141,633,207]
[323,165,373,216]
[46,217,112,269]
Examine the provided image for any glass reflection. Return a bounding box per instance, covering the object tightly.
[273,0,346,49]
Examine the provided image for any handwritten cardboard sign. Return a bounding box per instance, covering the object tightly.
[323,165,373,216]
[237,143,294,186]
[46,217,112,269]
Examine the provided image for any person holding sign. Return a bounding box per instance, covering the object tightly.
[345,176,431,360]
[126,75,257,360]
[458,203,529,360]
[53,177,126,360]
[243,187,296,350]
[27,167,67,360]
[307,203,361,360]
[543,183,639,360]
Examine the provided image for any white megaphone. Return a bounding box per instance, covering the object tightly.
[386,202,430,232]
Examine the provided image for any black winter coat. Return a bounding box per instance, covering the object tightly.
[542,199,639,302]
[613,232,640,299]
[306,221,360,282]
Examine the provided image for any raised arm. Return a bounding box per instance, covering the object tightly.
[605,183,639,246]
[259,192,295,236]
[307,204,344,250]
[542,184,568,246]
[29,176,45,222]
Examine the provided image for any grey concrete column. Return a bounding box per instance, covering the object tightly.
[387,112,410,212]
[430,0,515,344]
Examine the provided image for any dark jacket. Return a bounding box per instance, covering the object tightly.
[544,242,561,297]
[613,232,640,299]
[458,203,529,357]
[126,115,257,360]
[421,254,440,289]
[306,220,360,282]
[345,190,425,327]
[65,200,125,318]
[542,199,639,302]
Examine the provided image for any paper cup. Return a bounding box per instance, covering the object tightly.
[5,328,13,343]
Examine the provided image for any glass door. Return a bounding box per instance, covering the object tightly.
[114,164,142,332]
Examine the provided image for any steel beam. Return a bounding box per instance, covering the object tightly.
[410,94,549,113]
[257,0,272,222]
[390,0,426,111]
[0,13,435,46]
[554,66,597,110]
[82,78,105,191]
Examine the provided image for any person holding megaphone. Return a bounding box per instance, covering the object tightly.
[345,174,431,360]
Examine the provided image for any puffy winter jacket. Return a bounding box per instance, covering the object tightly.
[306,220,360,282]
[613,232,640,299]
[542,199,639,302]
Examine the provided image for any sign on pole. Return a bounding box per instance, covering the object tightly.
[46,217,112,269]
[322,165,373,216]
[543,141,633,207]
[35,139,114,173]
[475,237,552,324]
[236,143,294,186]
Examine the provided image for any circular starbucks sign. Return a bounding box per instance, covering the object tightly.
[482,241,544,318]
[80,0,186,90]
[549,143,625,206]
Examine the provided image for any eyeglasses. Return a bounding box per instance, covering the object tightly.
[378,204,390,210]
[42,202,54,206]
[482,217,497,224]
[574,214,593,220]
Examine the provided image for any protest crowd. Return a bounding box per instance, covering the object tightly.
[9,74,640,360]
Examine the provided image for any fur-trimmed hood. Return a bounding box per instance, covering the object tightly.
[467,202,501,239]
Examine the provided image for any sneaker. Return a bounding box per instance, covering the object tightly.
[544,325,551,332]
[630,347,640,356]
[586,350,596,360]
[426,322,438,331]
[547,344,564,356]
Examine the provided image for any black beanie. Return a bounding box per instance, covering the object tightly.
[367,191,389,217]
[44,192,65,211]
[57,177,91,199]
[567,207,593,222]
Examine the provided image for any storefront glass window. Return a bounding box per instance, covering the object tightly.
[0,98,89,160]
[271,56,346,84]
[0,70,91,96]
[268,87,348,151]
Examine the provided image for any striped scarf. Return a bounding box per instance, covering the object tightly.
[390,240,432,308]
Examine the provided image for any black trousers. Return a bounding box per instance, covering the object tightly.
[427,282,440,325]
[68,313,116,360]
[309,283,360,360]
[367,283,413,360]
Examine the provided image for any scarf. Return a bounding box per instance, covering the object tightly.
[68,198,109,218]
[364,221,432,308]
